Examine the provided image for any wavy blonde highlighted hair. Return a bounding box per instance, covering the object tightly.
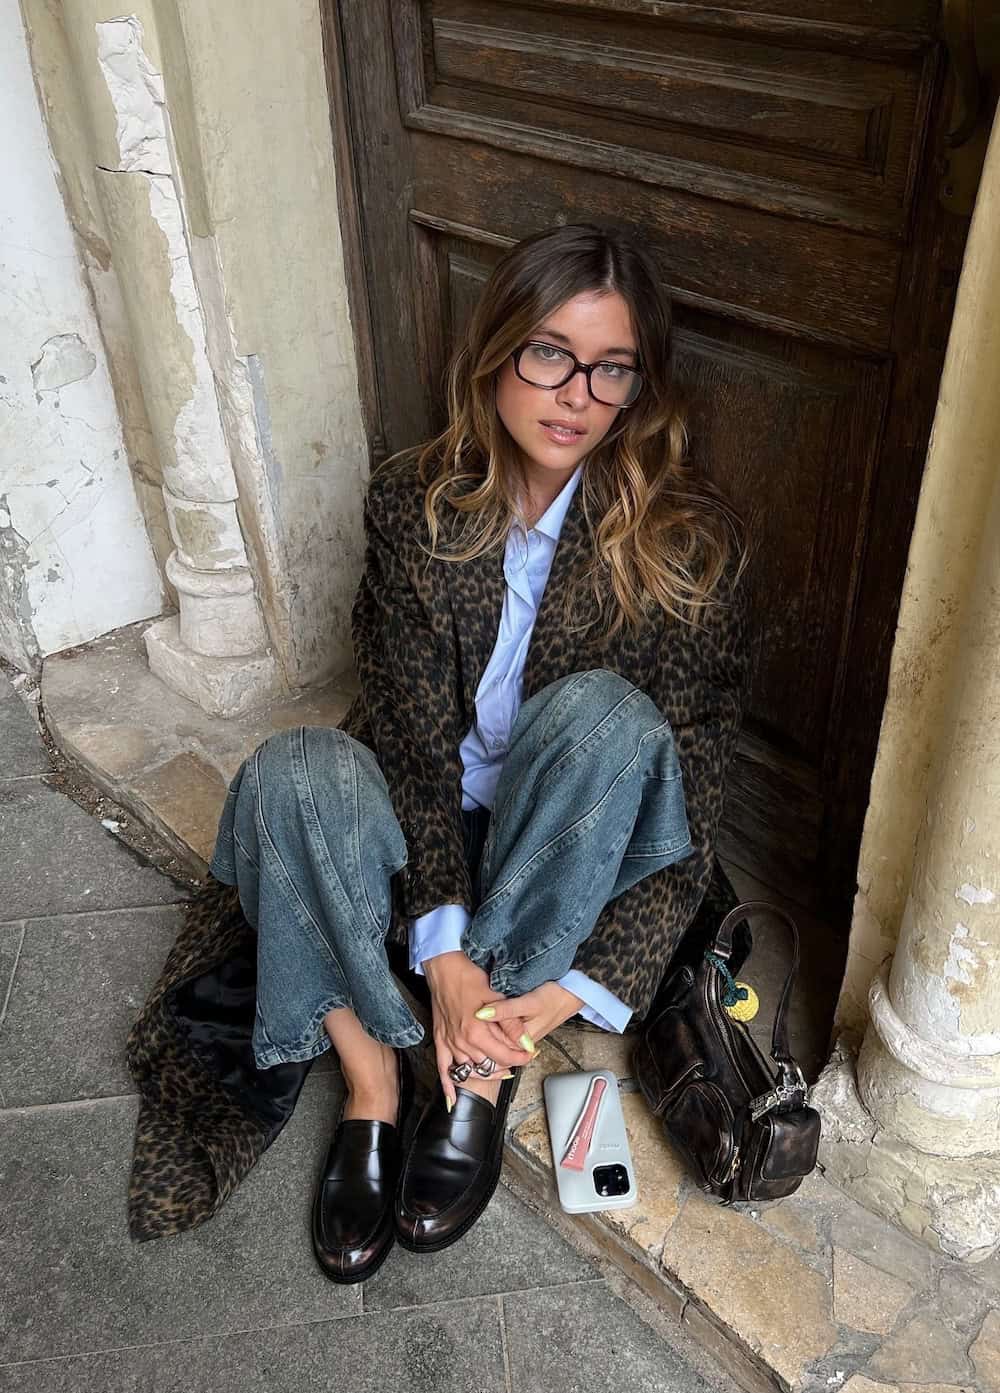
[388,223,745,635]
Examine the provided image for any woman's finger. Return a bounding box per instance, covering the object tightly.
[460,1021,533,1069]
[490,1017,530,1056]
[477,991,540,1023]
[434,1034,459,1109]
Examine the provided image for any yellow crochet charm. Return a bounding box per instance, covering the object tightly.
[724,983,760,1022]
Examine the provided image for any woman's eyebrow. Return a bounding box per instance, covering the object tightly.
[535,326,638,360]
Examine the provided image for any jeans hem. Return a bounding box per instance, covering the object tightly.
[253,1016,425,1068]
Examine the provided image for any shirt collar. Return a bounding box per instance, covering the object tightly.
[531,462,585,543]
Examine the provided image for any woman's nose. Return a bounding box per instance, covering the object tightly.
[555,366,590,409]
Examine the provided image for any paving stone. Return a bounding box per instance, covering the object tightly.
[831,1204,937,1289]
[602,1092,688,1262]
[0,1296,505,1393]
[551,1020,636,1080]
[0,924,23,1022]
[680,1301,779,1393]
[660,1193,837,1387]
[0,1076,355,1365]
[56,719,177,780]
[511,1098,556,1168]
[502,1277,715,1393]
[131,752,229,866]
[936,1263,995,1336]
[0,691,49,778]
[758,1199,822,1254]
[0,780,186,922]
[0,907,183,1105]
[363,1182,596,1311]
[832,1248,914,1335]
[867,1310,974,1386]
[970,1308,1000,1391]
[510,1037,574,1114]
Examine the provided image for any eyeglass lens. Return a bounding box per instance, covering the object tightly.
[517,343,641,406]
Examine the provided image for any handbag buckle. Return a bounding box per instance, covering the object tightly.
[749,1065,807,1121]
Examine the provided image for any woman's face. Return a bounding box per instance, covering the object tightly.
[495,289,638,488]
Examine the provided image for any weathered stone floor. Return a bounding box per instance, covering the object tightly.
[29,625,1000,1393]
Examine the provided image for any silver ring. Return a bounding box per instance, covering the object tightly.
[473,1057,496,1077]
[448,1061,473,1084]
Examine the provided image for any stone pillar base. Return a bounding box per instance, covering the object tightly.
[813,1043,1000,1263]
[145,615,286,718]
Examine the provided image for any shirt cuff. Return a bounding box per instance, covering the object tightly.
[556,969,633,1034]
[409,904,472,975]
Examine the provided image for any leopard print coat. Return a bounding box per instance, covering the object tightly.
[125,456,749,1240]
[343,456,750,1019]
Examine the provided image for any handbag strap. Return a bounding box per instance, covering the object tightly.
[711,899,801,1068]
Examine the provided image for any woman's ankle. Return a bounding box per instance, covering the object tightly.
[340,1041,399,1124]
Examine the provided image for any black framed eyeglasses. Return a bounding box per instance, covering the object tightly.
[512,341,644,408]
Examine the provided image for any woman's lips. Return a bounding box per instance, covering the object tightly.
[539,421,586,445]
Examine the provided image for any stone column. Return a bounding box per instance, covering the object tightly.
[815,117,1000,1263]
[91,16,284,717]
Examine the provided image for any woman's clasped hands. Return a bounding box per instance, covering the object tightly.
[422,950,583,1107]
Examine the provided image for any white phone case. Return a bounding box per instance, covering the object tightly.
[542,1069,638,1214]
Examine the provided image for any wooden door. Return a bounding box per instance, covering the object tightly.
[327,0,969,917]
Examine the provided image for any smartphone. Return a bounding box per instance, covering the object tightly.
[542,1069,638,1214]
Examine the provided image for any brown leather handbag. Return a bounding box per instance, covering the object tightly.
[634,900,821,1202]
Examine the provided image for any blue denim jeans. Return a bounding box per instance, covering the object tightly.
[209,669,692,1066]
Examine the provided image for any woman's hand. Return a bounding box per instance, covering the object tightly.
[423,951,536,1107]
[475,981,584,1054]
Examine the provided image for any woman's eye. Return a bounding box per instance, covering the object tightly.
[596,362,626,379]
[530,343,562,361]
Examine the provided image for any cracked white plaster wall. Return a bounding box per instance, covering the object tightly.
[0,3,164,668]
[95,17,241,511]
[95,16,170,175]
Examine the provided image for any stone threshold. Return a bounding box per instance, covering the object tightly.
[40,622,1000,1393]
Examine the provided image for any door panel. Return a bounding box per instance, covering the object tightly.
[334,0,968,914]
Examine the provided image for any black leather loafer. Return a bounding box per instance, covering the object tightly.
[395,1069,521,1253]
[312,1048,414,1283]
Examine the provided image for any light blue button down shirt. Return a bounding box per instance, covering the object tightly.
[408,463,632,1034]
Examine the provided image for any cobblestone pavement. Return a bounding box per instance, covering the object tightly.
[0,669,735,1393]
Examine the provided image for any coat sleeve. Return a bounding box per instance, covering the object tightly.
[349,471,471,921]
[568,567,751,1020]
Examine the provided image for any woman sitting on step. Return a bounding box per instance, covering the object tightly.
[206,222,750,1281]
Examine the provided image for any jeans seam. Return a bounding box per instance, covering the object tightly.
[253,739,356,981]
[478,723,664,913]
[298,730,397,958]
[493,686,647,830]
[488,826,632,975]
[232,827,260,871]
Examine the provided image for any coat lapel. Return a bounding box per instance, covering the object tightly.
[444,533,507,727]
[523,486,591,698]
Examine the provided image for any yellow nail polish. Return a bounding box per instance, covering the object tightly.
[501,1071,515,1079]
[519,1033,535,1053]
[446,1096,454,1113]
[475,1005,496,1020]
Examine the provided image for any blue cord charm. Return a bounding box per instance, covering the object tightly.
[705,952,749,1008]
